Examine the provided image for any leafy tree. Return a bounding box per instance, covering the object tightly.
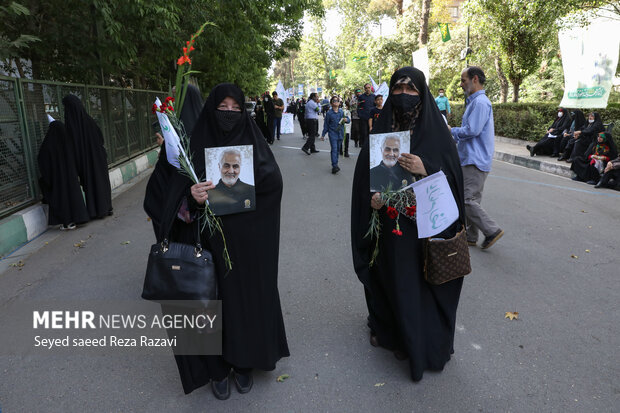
[0,1,40,71]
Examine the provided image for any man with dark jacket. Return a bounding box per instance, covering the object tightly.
[357,83,375,147]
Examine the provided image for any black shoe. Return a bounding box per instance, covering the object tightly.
[566,158,574,163]
[526,145,534,157]
[481,229,504,249]
[369,333,379,347]
[571,176,580,181]
[393,350,408,360]
[233,371,253,394]
[551,153,559,158]
[344,153,349,158]
[332,166,340,174]
[594,180,603,188]
[301,148,310,155]
[557,157,567,161]
[311,149,320,153]
[586,180,597,185]
[211,377,231,400]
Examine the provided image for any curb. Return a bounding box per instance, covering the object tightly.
[494,150,573,178]
[0,148,159,258]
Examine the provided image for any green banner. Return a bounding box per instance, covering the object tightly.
[352,55,367,62]
[438,23,451,42]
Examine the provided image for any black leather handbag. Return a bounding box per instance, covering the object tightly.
[142,214,217,306]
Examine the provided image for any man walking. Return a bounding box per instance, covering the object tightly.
[321,96,350,174]
[435,88,451,118]
[450,66,504,249]
[349,89,361,147]
[263,91,275,144]
[301,93,321,155]
[272,91,284,141]
[357,83,375,148]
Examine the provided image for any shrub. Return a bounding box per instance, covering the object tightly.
[449,102,620,149]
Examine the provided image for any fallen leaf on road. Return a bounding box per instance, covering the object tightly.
[44,242,49,245]
[10,260,25,268]
[587,226,592,229]
[301,173,306,176]
[581,210,587,213]
[74,241,86,248]
[375,383,385,387]
[505,312,519,320]
[585,249,590,253]
[276,374,289,382]
[571,254,578,259]
[121,241,131,245]
[146,217,151,222]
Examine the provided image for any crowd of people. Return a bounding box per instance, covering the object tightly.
[526,109,618,189]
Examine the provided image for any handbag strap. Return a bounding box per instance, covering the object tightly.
[161,197,202,250]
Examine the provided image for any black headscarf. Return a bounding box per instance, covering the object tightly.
[582,112,604,137]
[146,83,288,391]
[572,110,586,131]
[38,120,89,226]
[179,84,203,136]
[62,94,112,219]
[550,108,572,133]
[350,67,465,381]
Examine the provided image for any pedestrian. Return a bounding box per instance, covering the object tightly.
[434,88,451,118]
[144,83,289,400]
[449,66,504,249]
[342,103,351,158]
[321,96,350,174]
[301,92,321,155]
[368,94,383,133]
[351,66,466,381]
[272,91,284,141]
[357,83,375,148]
[263,91,275,144]
[253,95,271,142]
[350,89,361,147]
[297,97,307,138]
[62,95,113,219]
[37,117,89,230]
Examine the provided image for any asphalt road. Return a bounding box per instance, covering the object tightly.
[0,122,618,412]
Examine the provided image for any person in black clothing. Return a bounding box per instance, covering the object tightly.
[38,119,89,229]
[297,97,307,137]
[208,149,256,216]
[351,66,465,382]
[595,152,620,189]
[565,112,604,162]
[357,83,376,147]
[571,132,618,184]
[262,91,275,144]
[526,108,572,157]
[558,110,586,161]
[144,83,289,400]
[368,94,383,133]
[62,95,112,219]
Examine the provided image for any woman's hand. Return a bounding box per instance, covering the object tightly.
[371,193,385,210]
[604,162,613,173]
[398,153,427,176]
[191,181,215,205]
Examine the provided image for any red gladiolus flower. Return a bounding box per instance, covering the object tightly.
[405,205,416,217]
[177,56,186,66]
[186,41,190,46]
[183,47,187,54]
[189,46,195,52]
[392,229,403,236]
[386,206,398,219]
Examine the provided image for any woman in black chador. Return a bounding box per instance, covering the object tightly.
[37,119,89,229]
[526,108,572,157]
[557,109,586,161]
[565,112,605,162]
[351,67,465,381]
[144,83,289,399]
[62,95,112,219]
[571,132,618,184]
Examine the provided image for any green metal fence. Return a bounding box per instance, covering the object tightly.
[0,76,165,219]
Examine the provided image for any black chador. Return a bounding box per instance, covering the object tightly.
[351,67,465,381]
[144,83,289,394]
[37,120,89,227]
[62,95,112,219]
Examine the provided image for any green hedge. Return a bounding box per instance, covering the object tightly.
[450,102,620,148]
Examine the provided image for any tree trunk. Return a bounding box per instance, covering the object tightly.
[494,56,509,103]
[418,0,432,46]
[396,0,404,15]
[512,81,520,102]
